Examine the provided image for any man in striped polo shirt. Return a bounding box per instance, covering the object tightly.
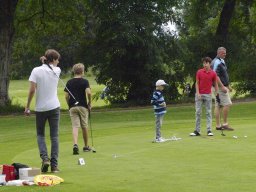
[151,79,168,143]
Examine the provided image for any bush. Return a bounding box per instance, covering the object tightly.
[234,81,256,97]
[0,99,24,115]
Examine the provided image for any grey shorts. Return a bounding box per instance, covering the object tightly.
[215,89,232,107]
[69,106,89,128]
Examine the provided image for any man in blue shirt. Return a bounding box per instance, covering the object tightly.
[211,47,234,131]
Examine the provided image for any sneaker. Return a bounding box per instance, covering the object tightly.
[73,144,79,155]
[189,131,200,136]
[51,167,60,173]
[216,127,223,130]
[207,131,214,136]
[222,125,234,131]
[41,160,50,173]
[155,137,166,143]
[83,146,91,152]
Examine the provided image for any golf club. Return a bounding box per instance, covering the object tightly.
[46,64,79,105]
[221,129,226,136]
[216,96,225,136]
[89,110,96,153]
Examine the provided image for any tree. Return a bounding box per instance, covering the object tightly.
[12,0,90,78]
[231,1,256,96]
[1,0,92,106]
[176,0,255,97]
[82,0,182,105]
[1,0,184,107]
[0,0,18,106]
[215,0,236,46]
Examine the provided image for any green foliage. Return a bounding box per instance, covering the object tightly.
[10,0,256,105]
[11,0,187,105]
[176,0,223,80]
[177,0,256,98]
[227,1,256,94]
[11,0,90,79]
[0,99,23,114]
[234,81,256,97]
[82,0,183,105]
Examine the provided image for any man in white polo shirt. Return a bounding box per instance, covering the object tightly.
[25,49,61,173]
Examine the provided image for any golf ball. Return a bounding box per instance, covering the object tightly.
[233,136,238,139]
[244,136,247,138]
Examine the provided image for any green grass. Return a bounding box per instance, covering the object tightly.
[1,101,256,191]
[9,76,107,110]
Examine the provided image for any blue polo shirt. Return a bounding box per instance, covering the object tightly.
[211,57,230,86]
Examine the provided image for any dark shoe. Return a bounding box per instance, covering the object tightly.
[83,146,91,152]
[189,131,200,136]
[216,127,223,130]
[73,144,79,155]
[222,125,234,131]
[41,160,50,173]
[51,167,60,173]
[207,131,214,136]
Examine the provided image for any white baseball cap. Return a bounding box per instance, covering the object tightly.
[156,79,168,86]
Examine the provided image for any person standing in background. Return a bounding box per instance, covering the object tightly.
[64,63,92,155]
[211,47,234,131]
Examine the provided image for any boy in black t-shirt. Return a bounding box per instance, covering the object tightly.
[64,63,92,155]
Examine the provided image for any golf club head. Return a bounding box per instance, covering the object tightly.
[92,147,96,153]
[221,130,226,136]
[74,101,79,105]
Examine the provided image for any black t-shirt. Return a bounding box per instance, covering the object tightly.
[64,78,90,109]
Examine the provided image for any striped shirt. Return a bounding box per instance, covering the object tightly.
[151,90,167,115]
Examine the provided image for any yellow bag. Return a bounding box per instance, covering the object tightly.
[34,174,64,186]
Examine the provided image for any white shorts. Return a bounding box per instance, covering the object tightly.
[215,89,232,107]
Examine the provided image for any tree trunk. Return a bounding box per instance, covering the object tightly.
[215,0,236,46]
[0,0,18,106]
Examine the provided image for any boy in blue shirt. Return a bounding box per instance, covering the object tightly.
[151,80,168,142]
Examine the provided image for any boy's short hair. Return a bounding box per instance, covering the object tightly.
[72,63,84,75]
[45,49,60,63]
[201,57,212,63]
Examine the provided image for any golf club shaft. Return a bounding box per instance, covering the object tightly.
[46,64,78,103]
[58,77,78,103]
[89,111,94,147]
[221,129,226,136]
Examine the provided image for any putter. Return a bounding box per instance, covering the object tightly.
[216,95,225,136]
[89,111,96,153]
[46,64,79,105]
[221,129,226,136]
